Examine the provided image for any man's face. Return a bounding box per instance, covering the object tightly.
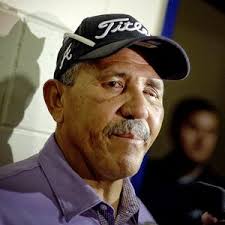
[180,110,219,164]
[60,48,164,180]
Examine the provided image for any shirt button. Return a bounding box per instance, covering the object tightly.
[100,204,107,211]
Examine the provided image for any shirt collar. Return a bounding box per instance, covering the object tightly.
[121,178,140,211]
[117,178,140,224]
[38,134,140,222]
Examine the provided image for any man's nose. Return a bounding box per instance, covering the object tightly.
[119,89,149,120]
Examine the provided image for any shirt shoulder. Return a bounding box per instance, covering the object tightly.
[0,154,40,185]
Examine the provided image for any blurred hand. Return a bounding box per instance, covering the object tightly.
[201,212,225,225]
[202,212,218,224]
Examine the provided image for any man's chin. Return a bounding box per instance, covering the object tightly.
[99,171,138,181]
[100,162,142,181]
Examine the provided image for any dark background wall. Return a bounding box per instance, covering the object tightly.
[150,0,225,175]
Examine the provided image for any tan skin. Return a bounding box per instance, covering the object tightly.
[43,48,164,214]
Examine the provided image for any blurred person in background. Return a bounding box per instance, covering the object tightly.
[138,97,225,225]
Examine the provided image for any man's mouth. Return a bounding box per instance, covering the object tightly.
[105,119,150,142]
[112,133,143,141]
[112,133,144,144]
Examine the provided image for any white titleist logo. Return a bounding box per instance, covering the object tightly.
[60,43,72,69]
[95,18,149,39]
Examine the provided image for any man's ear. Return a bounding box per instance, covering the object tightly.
[43,79,65,123]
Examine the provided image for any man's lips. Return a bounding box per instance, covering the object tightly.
[105,119,150,142]
[112,133,142,141]
[111,133,145,145]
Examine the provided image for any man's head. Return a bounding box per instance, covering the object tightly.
[43,14,190,181]
[170,98,220,164]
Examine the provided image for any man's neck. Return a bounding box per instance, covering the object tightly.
[54,131,124,214]
[84,178,123,215]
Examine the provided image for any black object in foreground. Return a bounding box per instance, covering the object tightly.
[189,181,225,220]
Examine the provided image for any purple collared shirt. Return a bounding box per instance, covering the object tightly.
[0,134,156,225]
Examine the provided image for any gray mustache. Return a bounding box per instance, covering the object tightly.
[105,119,150,142]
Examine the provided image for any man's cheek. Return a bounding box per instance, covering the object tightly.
[153,109,164,131]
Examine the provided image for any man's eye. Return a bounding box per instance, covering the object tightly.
[105,81,124,89]
[143,89,159,99]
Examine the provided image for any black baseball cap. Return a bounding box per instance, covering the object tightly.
[54,14,190,80]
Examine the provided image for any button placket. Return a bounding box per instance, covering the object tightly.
[100,204,108,211]
[97,203,115,225]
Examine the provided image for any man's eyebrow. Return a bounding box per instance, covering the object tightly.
[146,78,164,90]
[97,68,127,79]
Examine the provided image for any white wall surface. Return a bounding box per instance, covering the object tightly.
[0,0,168,165]
[1,0,167,33]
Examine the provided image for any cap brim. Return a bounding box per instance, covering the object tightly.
[79,36,190,80]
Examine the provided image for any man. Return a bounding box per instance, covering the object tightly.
[0,13,216,225]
